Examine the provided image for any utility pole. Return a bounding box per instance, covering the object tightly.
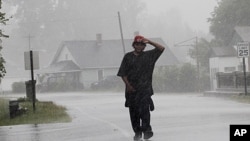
[118,12,126,55]
[195,36,200,93]
[174,36,200,92]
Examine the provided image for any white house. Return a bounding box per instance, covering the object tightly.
[209,47,245,90]
[209,26,250,91]
[38,35,179,90]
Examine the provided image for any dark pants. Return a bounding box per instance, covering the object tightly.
[129,98,152,134]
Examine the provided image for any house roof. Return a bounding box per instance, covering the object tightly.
[39,60,81,73]
[210,46,237,57]
[51,38,179,69]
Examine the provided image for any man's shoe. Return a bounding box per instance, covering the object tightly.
[144,131,153,139]
[133,132,142,141]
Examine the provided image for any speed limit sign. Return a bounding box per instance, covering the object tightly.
[237,42,249,58]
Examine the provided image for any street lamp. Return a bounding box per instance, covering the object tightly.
[174,36,200,92]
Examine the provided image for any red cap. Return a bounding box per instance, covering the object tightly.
[134,35,144,43]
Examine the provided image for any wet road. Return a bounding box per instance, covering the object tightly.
[1,92,250,141]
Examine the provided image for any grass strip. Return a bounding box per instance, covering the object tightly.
[0,98,71,126]
[230,94,250,104]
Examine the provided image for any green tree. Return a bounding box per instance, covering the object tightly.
[208,0,250,46]
[179,63,197,92]
[164,66,179,92]
[0,0,9,82]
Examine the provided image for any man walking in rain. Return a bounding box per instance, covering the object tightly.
[117,35,165,140]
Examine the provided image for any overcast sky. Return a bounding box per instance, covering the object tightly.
[145,0,218,33]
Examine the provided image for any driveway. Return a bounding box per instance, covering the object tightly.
[1,92,250,141]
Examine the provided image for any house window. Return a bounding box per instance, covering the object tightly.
[224,67,236,72]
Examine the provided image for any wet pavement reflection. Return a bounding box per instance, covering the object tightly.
[1,92,250,141]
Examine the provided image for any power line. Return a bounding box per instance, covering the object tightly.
[7,15,119,26]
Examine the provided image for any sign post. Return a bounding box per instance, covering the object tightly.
[24,51,39,112]
[237,42,249,95]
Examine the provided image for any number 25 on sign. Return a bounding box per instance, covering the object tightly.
[237,42,250,58]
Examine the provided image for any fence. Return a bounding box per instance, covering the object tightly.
[216,72,250,92]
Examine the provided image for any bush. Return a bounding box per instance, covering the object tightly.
[153,63,210,93]
[153,66,179,92]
